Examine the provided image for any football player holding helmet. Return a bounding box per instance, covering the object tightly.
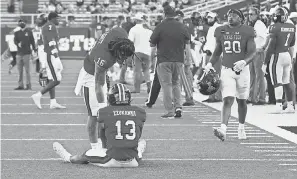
[197,69,221,95]
[54,83,146,168]
[205,9,257,141]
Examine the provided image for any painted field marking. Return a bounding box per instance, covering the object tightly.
[248,146,296,149]
[279,163,297,166]
[1,158,297,162]
[254,150,297,153]
[265,154,297,157]
[1,138,219,141]
[229,136,274,138]
[241,143,290,145]
[1,96,146,99]
[1,112,164,115]
[0,103,161,106]
[0,124,212,127]
[228,130,260,132]
[202,121,239,124]
[226,133,267,135]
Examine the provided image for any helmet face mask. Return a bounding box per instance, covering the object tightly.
[107,83,131,106]
[273,7,288,23]
[39,72,49,87]
[197,69,221,96]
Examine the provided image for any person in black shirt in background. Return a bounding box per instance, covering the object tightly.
[14,19,36,90]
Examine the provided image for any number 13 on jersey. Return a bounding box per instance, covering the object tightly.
[115,120,136,140]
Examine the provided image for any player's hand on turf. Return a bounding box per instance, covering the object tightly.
[233,60,246,72]
[204,63,214,73]
[261,64,267,74]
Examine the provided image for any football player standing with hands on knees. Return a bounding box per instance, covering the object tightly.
[204,9,257,141]
[74,26,136,154]
[54,83,147,168]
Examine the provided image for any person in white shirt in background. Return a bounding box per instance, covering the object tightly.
[7,27,21,74]
[247,7,268,105]
[202,11,222,103]
[128,13,152,93]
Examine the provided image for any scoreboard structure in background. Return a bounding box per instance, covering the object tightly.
[2,27,95,59]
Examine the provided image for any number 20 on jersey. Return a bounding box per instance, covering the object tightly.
[224,40,241,54]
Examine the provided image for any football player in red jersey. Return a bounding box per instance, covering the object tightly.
[54,83,146,168]
[263,7,296,113]
[31,12,66,109]
[204,9,257,141]
[74,26,135,154]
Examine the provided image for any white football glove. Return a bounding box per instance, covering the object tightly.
[204,62,214,73]
[233,60,246,72]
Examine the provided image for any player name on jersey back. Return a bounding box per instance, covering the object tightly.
[280,27,295,32]
[113,110,136,116]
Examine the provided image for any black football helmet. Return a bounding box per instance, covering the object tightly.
[108,83,131,106]
[36,13,47,27]
[272,7,288,23]
[197,69,221,95]
[39,72,49,87]
[108,38,135,65]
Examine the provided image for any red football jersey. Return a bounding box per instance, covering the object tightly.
[215,24,255,68]
[268,22,296,53]
[83,27,128,75]
[98,105,146,161]
[42,21,59,54]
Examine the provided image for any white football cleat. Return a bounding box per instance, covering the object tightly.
[50,103,66,109]
[270,104,283,114]
[238,128,247,140]
[53,142,71,162]
[137,139,146,159]
[213,127,226,141]
[31,93,42,109]
[283,105,295,114]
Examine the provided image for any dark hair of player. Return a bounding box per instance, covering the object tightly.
[107,83,132,105]
[108,38,135,64]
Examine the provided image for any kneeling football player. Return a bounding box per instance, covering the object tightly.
[54,83,147,167]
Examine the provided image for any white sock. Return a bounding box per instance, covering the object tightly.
[221,124,227,132]
[238,123,245,129]
[50,99,57,105]
[36,91,42,97]
[91,143,99,150]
